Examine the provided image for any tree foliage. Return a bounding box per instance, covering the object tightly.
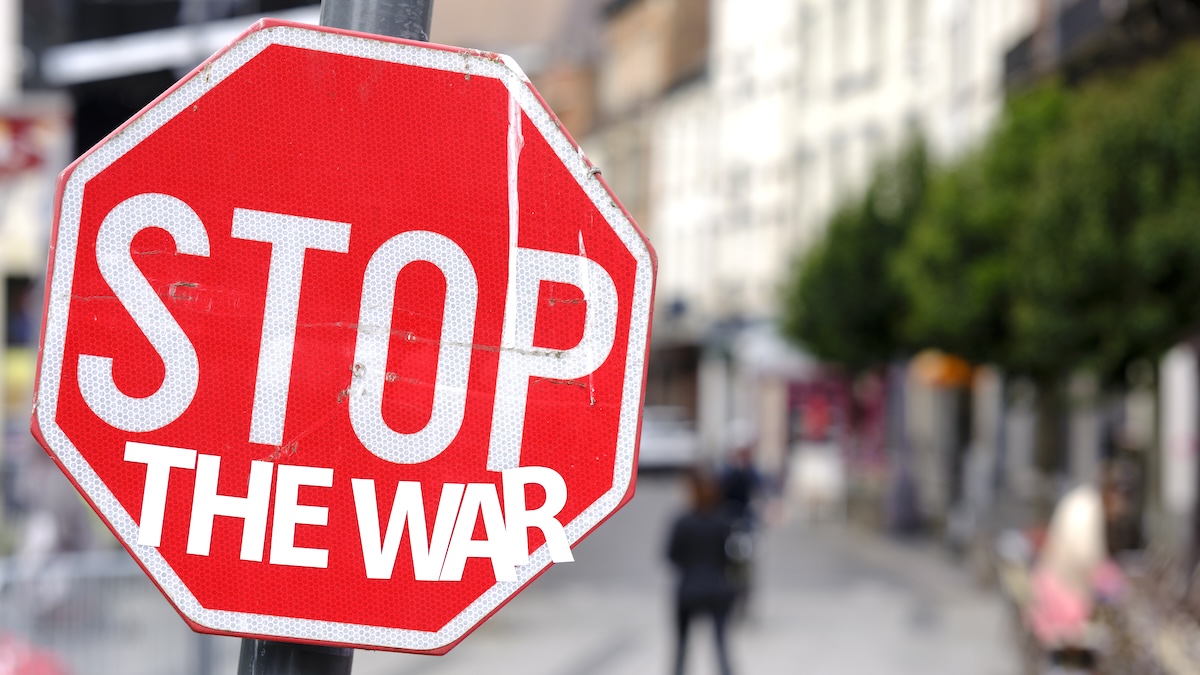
[893,87,1067,369]
[781,43,1200,379]
[779,140,928,372]
[1014,49,1200,382]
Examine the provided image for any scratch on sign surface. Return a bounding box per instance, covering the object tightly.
[168,281,200,302]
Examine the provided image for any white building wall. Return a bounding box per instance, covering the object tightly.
[709,0,797,319]
[1161,345,1198,520]
[649,79,718,325]
[648,0,1039,329]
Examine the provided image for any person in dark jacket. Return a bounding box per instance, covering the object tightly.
[719,446,761,618]
[719,446,762,525]
[667,468,735,675]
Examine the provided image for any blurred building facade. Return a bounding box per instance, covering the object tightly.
[645,0,1038,329]
[581,0,1040,480]
[431,0,606,137]
[6,0,1046,517]
[581,0,711,464]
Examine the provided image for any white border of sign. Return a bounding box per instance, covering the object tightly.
[32,20,655,653]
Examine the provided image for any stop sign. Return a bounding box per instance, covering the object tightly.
[31,20,655,653]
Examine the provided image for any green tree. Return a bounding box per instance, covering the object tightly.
[785,43,1200,385]
[1014,46,1200,383]
[893,86,1068,371]
[780,140,929,371]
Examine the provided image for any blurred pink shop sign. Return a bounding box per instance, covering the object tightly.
[0,632,69,675]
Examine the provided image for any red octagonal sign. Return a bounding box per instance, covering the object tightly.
[32,20,655,653]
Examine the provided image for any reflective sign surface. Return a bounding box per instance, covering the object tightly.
[33,21,655,653]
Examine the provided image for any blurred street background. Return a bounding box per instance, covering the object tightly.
[0,475,1019,675]
[6,0,1200,673]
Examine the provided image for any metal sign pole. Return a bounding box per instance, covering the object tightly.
[320,0,435,42]
[237,640,354,675]
[235,0,434,672]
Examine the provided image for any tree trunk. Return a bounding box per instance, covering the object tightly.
[1033,377,1064,518]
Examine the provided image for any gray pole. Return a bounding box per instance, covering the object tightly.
[320,0,435,42]
[237,639,354,675]
[235,0,435,670]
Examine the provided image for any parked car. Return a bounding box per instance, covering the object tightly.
[637,406,700,471]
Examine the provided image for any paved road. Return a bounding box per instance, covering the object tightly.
[354,474,1019,675]
[2,473,1017,675]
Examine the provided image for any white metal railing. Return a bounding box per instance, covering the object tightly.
[0,549,237,675]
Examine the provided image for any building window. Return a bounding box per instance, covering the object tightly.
[829,135,849,199]
[866,0,883,79]
[949,3,973,104]
[793,148,813,220]
[862,126,885,178]
[908,0,926,79]
[797,5,814,92]
[726,166,751,228]
[833,1,849,86]
[834,0,883,94]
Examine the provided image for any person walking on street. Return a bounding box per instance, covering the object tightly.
[720,445,762,525]
[667,468,736,675]
[719,446,761,617]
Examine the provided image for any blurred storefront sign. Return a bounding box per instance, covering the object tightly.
[0,632,69,675]
[0,95,71,511]
[906,351,972,524]
[910,349,973,388]
[0,96,70,277]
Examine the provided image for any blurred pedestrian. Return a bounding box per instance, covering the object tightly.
[1027,483,1124,672]
[719,446,762,525]
[719,446,761,618]
[667,468,736,675]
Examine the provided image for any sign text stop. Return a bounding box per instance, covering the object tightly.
[32,20,654,653]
